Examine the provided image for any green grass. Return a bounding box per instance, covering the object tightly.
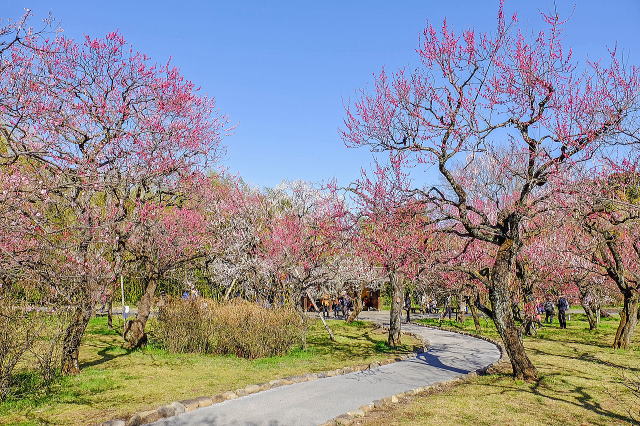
[0,317,420,425]
[359,314,640,425]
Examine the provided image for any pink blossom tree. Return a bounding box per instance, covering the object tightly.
[573,164,640,348]
[262,181,347,310]
[0,29,227,372]
[341,4,639,379]
[348,158,432,345]
[123,194,209,348]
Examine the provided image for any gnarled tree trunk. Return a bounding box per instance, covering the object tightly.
[388,271,403,346]
[61,299,93,375]
[347,281,365,323]
[124,275,158,349]
[576,278,600,331]
[582,300,600,331]
[488,239,537,381]
[455,292,466,323]
[613,291,639,349]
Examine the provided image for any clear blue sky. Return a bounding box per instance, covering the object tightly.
[2,1,639,188]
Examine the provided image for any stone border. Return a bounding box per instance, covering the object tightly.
[320,321,507,426]
[99,328,429,426]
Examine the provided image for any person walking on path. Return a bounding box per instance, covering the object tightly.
[544,300,555,324]
[341,294,351,320]
[321,294,331,318]
[557,296,569,329]
[404,292,412,323]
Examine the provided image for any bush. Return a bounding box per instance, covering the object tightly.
[155,298,305,359]
[0,301,69,400]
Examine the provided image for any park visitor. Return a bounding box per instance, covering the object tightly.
[544,300,555,324]
[557,296,569,329]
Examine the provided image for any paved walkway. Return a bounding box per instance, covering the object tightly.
[152,311,501,426]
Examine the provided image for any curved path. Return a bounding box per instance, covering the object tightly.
[152,311,500,426]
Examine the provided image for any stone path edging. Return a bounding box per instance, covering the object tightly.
[99,327,428,426]
[320,321,507,426]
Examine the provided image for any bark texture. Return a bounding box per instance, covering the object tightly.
[467,295,482,334]
[488,239,538,381]
[60,300,93,375]
[613,292,639,349]
[124,276,158,349]
[388,271,403,346]
[347,282,365,323]
[582,301,601,331]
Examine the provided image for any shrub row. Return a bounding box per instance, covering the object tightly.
[154,298,305,359]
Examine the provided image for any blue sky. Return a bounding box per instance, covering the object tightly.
[2,1,639,188]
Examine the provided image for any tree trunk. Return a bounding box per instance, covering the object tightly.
[388,271,403,346]
[224,278,236,301]
[440,296,451,321]
[467,296,482,334]
[107,297,113,329]
[582,301,600,331]
[488,239,537,381]
[124,275,158,349]
[613,291,639,349]
[60,300,93,375]
[577,281,600,331]
[347,282,364,323]
[456,293,466,323]
[306,290,335,341]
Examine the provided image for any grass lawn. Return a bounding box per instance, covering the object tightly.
[356,314,640,425]
[0,317,420,425]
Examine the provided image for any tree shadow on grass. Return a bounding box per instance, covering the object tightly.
[307,329,406,360]
[360,332,414,355]
[530,374,634,424]
[532,335,614,350]
[577,352,640,373]
[473,374,635,424]
[80,345,132,369]
[528,347,640,373]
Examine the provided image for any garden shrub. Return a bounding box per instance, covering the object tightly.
[155,298,305,359]
[0,300,69,400]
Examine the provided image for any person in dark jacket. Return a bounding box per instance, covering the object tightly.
[557,296,569,329]
[544,300,555,324]
[404,292,412,323]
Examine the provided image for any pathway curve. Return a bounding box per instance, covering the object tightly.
[152,311,501,426]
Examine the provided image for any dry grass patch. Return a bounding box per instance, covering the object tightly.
[156,298,305,358]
